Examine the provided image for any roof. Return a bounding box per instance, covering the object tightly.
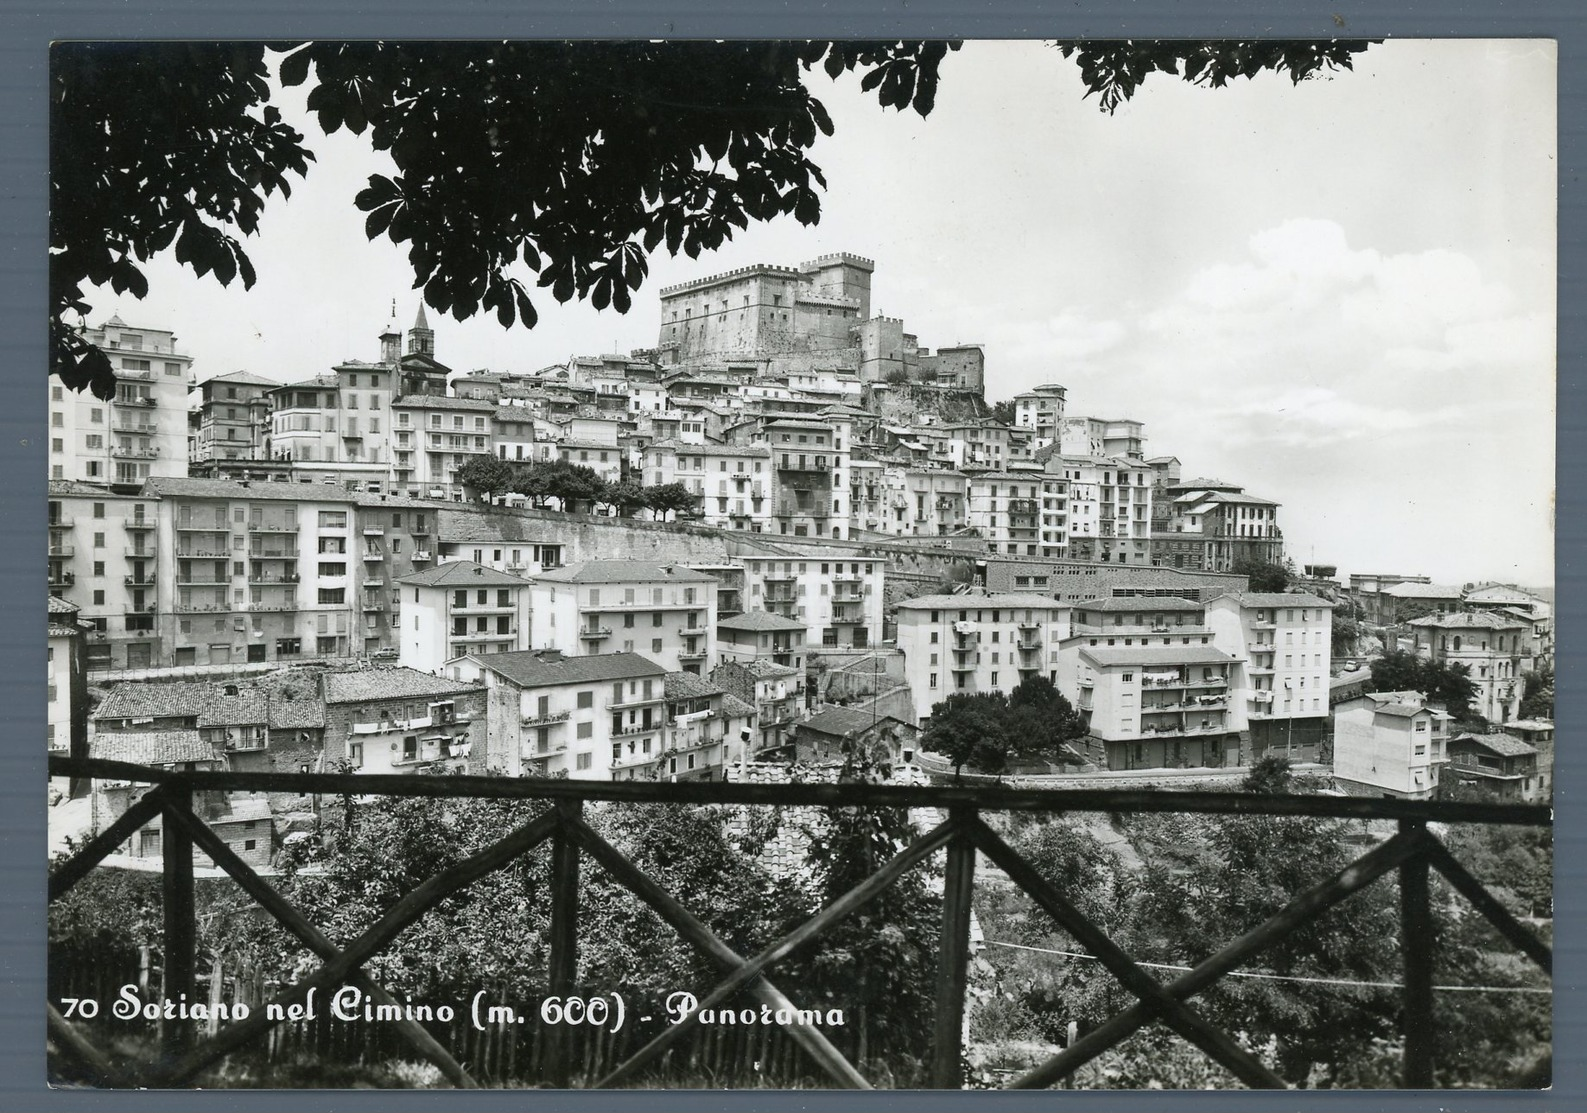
[141,477,356,504]
[391,395,497,412]
[1383,582,1464,599]
[48,623,83,638]
[896,593,1065,611]
[1078,596,1204,613]
[202,371,279,388]
[1408,611,1528,630]
[322,668,483,705]
[95,682,212,722]
[664,671,724,700]
[469,650,667,689]
[720,693,757,719]
[799,707,890,738]
[1212,592,1334,609]
[1450,732,1538,758]
[1078,645,1237,667]
[49,596,80,616]
[533,560,719,585]
[719,659,800,680]
[198,687,269,727]
[91,730,217,766]
[717,611,807,633]
[269,373,340,392]
[213,796,274,824]
[398,560,529,588]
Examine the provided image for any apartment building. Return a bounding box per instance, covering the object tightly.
[448,649,669,779]
[1012,384,1067,442]
[895,591,1070,723]
[323,667,487,775]
[151,477,377,668]
[397,561,532,673]
[716,610,807,670]
[965,471,1068,558]
[1332,690,1451,800]
[189,371,277,468]
[1445,731,1545,803]
[391,395,498,494]
[1058,416,1146,460]
[1046,454,1153,565]
[1151,477,1283,572]
[1057,640,1241,771]
[1408,611,1530,723]
[529,560,718,674]
[873,467,969,538]
[48,597,88,796]
[616,671,757,782]
[711,659,806,755]
[50,316,192,486]
[640,441,775,531]
[739,550,884,653]
[752,417,849,539]
[48,481,164,670]
[939,422,1010,471]
[1205,592,1333,762]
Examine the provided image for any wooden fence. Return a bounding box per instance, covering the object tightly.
[47,755,1551,1089]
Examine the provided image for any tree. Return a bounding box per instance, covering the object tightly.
[1231,557,1290,593]
[921,691,1014,776]
[455,454,516,499]
[1006,675,1087,766]
[641,482,699,522]
[52,39,1374,399]
[602,480,647,518]
[1242,753,1294,795]
[1519,664,1554,720]
[988,399,1016,426]
[1366,649,1478,722]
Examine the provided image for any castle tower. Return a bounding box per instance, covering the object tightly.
[407,303,435,358]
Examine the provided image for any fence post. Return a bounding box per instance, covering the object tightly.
[543,798,582,1087]
[931,807,976,1088]
[1398,819,1434,1088]
[161,781,196,1063]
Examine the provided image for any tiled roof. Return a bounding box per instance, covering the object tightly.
[717,611,806,633]
[719,693,757,719]
[798,707,885,738]
[1081,596,1204,612]
[469,650,667,689]
[322,668,483,705]
[1408,611,1528,630]
[533,560,719,585]
[95,682,212,722]
[642,440,770,458]
[142,477,355,504]
[48,623,83,638]
[731,660,801,680]
[1451,732,1538,758]
[198,688,268,727]
[398,560,529,588]
[1078,645,1237,667]
[896,593,1064,611]
[202,371,279,387]
[1383,582,1464,599]
[664,671,724,700]
[49,596,80,616]
[391,394,497,411]
[1212,592,1334,609]
[91,730,217,766]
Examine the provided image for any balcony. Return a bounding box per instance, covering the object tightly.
[522,740,568,760]
[126,547,159,559]
[123,603,157,615]
[1248,641,1276,654]
[521,710,572,729]
[612,720,662,738]
[248,572,299,584]
[606,693,666,710]
[412,550,434,561]
[110,446,160,459]
[48,544,75,558]
[171,602,232,614]
[363,526,385,536]
[247,602,298,613]
[174,572,228,585]
[49,570,75,587]
[114,422,158,435]
[124,518,155,531]
[1251,691,1274,704]
[123,574,157,586]
[248,523,299,534]
[47,514,74,529]
[450,630,517,644]
[677,649,709,662]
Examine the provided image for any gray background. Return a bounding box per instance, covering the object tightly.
[1,2,1576,1110]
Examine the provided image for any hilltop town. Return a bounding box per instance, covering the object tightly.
[47,251,1555,858]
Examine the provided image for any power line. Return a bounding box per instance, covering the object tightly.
[984,939,1551,995]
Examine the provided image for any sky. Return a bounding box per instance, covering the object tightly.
[80,39,1557,587]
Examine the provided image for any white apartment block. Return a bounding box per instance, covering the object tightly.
[1046,454,1153,565]
[739,550,885,653]
[448,649,670,779]
[939,423,1010,470]
[529,560,718,674]
[1205,592,1333,761]
[870,467,969,538]
[1058,416,1145,460]
[48,482,162,670]
[966,471,1068,558]
[1333,690,1451,799]
[51,316,191,486]
[1012,384,1067,442]
[896,591,1070,723]
[640,441,776,531]
[392,395,498,493]
[1058,639,1240,771]
[397,561,532,674]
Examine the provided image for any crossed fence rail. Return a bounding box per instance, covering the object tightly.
[47,754,1551,1089]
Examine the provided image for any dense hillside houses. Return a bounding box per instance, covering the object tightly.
[47,248,1551,868]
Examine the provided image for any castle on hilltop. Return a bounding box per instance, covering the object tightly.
[655,252,984,393]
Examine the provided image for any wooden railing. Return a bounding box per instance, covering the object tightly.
[46,755,1551,1090]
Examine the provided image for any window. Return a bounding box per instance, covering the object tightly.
[652,638,663,653]
[576,752,593,771]
[577,721,593,739]
[577,690,593,709]
[318,511,347,528]
[318,588,345,604]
